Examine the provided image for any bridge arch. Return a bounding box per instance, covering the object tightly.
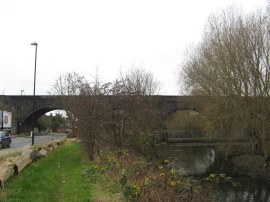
[164,109,207,131]
[21,107,60,130]
[1,95,63,134]
[1,95,211,134]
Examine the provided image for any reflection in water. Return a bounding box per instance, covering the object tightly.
[173,146,215,175]
[157,143,216,175]
[215,178,270,202]
[156,143,270,202]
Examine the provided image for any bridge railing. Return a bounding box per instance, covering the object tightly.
[155,130,206,143]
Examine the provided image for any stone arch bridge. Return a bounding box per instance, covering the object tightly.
[0,95,211,134]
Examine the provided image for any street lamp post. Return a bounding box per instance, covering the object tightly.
[31,42,38,145]
[19,90,24,134]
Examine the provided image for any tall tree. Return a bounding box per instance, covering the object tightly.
[72,69,161,159]
[49,72,86,131]
[180,5,270,157]
[110,68,161,154]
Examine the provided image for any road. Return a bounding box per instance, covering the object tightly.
[11,133,66,148]
[0,133,66,157]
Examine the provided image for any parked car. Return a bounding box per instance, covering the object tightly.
[0,131,11,148]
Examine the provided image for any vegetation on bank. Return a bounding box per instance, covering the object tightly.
[216,143,270,181]
[232,155,270,180]
[0,142,220,202]
[86,149,215,201]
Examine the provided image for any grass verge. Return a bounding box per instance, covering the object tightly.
[0,143,93,202]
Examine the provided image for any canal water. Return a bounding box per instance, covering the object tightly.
[157,142,270,202]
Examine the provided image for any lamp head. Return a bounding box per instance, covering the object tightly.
[31,42,38,46]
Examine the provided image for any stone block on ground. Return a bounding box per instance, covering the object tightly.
[14,155,32,173]
[21,145,31,156]
[38,149,48,157]
[0,160,15,186]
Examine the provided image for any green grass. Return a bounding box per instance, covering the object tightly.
[0,143,93,202]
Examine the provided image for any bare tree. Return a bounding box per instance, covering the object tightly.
[119,67,160,96]
[180,5,270,158]
[49,72,86,132]
[72,68,161,159]
[109,68,161,155]
[49,68,162,159]
[49,72,86,95]
[74,76,112,160]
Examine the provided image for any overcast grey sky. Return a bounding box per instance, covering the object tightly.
[0,0,267,95]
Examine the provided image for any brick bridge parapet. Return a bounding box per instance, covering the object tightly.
[0,95,212,134]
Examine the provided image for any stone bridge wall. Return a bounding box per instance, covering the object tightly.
[0,95,212,134]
